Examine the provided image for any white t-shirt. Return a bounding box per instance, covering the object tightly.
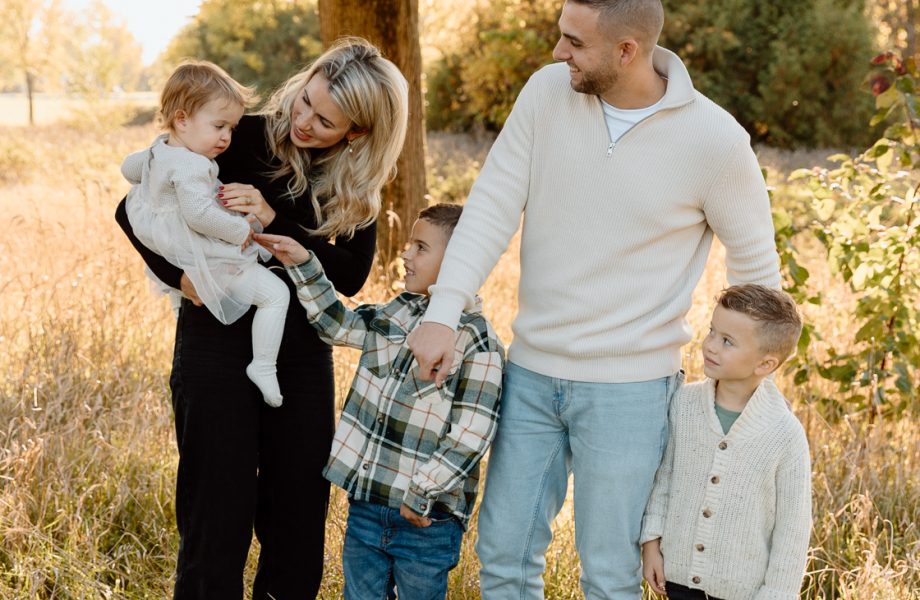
[601,94,666,142]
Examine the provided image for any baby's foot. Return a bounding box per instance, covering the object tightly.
[246,362,283,407]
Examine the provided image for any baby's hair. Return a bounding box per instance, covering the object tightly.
[158,60,258,131]
[717,284,803,363]
[418,203,463,238]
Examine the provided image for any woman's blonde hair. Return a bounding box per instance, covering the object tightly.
[158,60,257,131]
[260,37,409,239]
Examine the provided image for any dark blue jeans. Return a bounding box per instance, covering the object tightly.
[343,500,463,600]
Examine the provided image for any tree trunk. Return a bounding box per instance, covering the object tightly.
[25,70,34,126]
[907,0,918,60]
[317,0,427,275]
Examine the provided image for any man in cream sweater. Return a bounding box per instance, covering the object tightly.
[409,1,781,598]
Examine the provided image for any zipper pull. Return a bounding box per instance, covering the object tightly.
[606,142,614,157]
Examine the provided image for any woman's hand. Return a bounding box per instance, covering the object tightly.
[254,233,312,266]
[219,183,276,228]
[180,273,204,306]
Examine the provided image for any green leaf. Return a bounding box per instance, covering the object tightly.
[815,198,837,221]
[788,168,813,181]
[896,76,915,94]
[875,84,900,109]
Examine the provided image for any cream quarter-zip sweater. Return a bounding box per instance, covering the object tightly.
[641,379,812,600]
[425,47,780,382]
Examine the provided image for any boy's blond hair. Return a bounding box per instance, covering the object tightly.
[158,60,258,131]
[717,284,803,363]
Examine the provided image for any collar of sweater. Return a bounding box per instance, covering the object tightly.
[700,377,792,441]
[649,45,697,111]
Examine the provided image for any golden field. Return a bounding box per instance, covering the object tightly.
[0,110,917,598]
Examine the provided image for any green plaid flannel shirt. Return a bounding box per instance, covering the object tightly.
[286,254,504,529]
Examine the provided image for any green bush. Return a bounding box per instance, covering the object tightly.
[161,0,323,97]
[425,0,877,148]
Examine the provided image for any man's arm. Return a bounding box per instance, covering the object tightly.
[702,138,781,287]
[411,70,543,382]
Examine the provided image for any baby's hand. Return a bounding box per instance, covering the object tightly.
[641,539,667,596]
[253,233,311,266]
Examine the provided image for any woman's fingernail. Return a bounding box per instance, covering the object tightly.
[217,193,224,198]
[218,185,224,190]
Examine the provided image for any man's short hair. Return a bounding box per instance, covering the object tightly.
[569,0,664,52]
[717,284,803,363]
[418,203,463,237]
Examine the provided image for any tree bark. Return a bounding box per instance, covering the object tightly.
[317,0,427,274]
[25,70,34,126]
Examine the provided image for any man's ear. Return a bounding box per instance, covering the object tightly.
[618,38,640,66]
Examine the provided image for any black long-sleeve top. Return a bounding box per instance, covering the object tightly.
[115,114,377,358]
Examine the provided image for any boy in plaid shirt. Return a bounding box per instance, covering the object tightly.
[256,203,504,599]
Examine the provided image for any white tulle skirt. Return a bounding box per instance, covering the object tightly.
[126,185,272,325]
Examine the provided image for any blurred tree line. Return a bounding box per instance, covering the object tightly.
[0,0,146,125]
[159,0,323,97]
[423,0,879,149]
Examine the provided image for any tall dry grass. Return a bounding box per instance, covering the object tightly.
[1,123,917,599]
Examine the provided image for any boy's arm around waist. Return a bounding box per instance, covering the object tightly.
[286,252,379,349]
[753,425,812,600]
[403,321,505,517]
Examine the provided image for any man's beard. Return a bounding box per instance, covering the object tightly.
[571,66,618,96]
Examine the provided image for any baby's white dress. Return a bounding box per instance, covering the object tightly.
[122,134,271,324]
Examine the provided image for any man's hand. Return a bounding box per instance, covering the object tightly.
[180,273,203,306]
[641,539,667,596]
[407,322,457,386]
[400,503,431,528]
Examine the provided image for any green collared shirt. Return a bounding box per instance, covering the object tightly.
[286,255,504,529]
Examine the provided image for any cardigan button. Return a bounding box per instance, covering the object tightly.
[696,544,705,552]
[703,509,712,518]
[718,441,728,450]
[710,475,720,484]
[692,576,701,584]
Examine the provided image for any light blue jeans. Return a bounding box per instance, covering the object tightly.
[476,362,682,600]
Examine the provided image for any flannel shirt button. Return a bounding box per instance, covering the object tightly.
[377,416,384,424]
[692,576,701,584]
[419,503,427,511]
[718,441,728,450]
[361,463,369,471]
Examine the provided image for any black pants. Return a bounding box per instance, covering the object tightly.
[665,582,725,600]
[170,298,335,600]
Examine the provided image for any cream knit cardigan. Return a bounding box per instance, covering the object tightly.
[641,379,812,600]
[424,47,781,383]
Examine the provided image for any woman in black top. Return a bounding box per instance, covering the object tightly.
[115,38,409,599]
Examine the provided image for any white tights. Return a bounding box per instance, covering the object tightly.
[226,265,290,407]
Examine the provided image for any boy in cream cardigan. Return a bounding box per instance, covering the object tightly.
[641,284,811,600]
